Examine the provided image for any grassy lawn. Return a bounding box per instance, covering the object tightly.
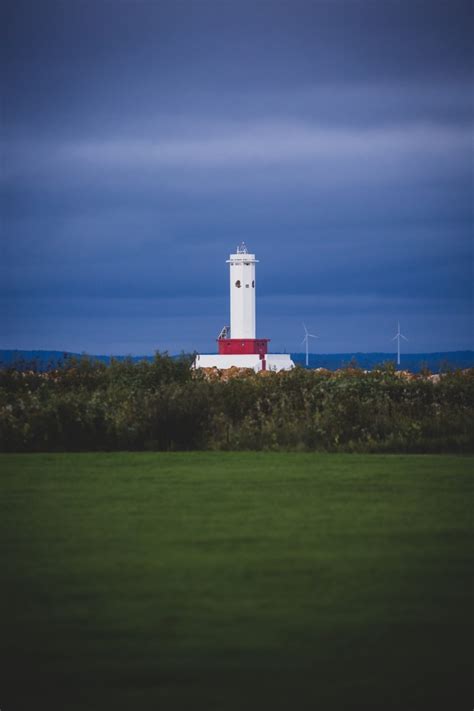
[0,452,472,710]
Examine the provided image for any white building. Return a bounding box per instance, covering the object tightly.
[193,243,294,372]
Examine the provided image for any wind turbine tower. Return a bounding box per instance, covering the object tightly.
[392,321,408,367]
[302,323,319,367]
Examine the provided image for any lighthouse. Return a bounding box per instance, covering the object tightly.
[194,243,294,372]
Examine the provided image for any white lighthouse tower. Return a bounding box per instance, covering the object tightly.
[228,242,257,339]
[194,243,294,372]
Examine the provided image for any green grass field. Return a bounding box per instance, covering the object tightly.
[1,452,472,710]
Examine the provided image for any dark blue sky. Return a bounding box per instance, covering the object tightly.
[2,0,472,354]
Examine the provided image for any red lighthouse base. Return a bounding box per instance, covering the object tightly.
[217,338,269,356]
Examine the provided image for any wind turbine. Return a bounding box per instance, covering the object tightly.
[302,323,319,367]
[392,320,408,367]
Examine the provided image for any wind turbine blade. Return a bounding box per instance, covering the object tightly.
[302,322,308,334]
[301,338,306,346]
[392,335,398,340]
[401,334,408,341]
[308,333,319,339]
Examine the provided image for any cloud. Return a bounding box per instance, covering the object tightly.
[4,120,471,198]
[1,0,471,353]
[63,121,469,165]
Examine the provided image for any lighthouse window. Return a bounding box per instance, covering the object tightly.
[235,280,241,288]
[252,280,255,287]
[246,284,249,288]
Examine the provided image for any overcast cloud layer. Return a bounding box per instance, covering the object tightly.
[1,0,472,354]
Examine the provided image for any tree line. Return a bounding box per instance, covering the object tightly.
[0,354,473,453]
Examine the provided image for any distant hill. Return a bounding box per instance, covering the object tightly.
[0,350,157,370]
[291,351,474,373]
[1,349,473,373]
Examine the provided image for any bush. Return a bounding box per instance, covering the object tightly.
[0,355,473,453]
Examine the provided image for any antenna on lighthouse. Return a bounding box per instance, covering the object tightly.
[392,320,408,367]
[301,323,319,367]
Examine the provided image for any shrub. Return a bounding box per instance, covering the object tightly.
[0,355,472,453]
